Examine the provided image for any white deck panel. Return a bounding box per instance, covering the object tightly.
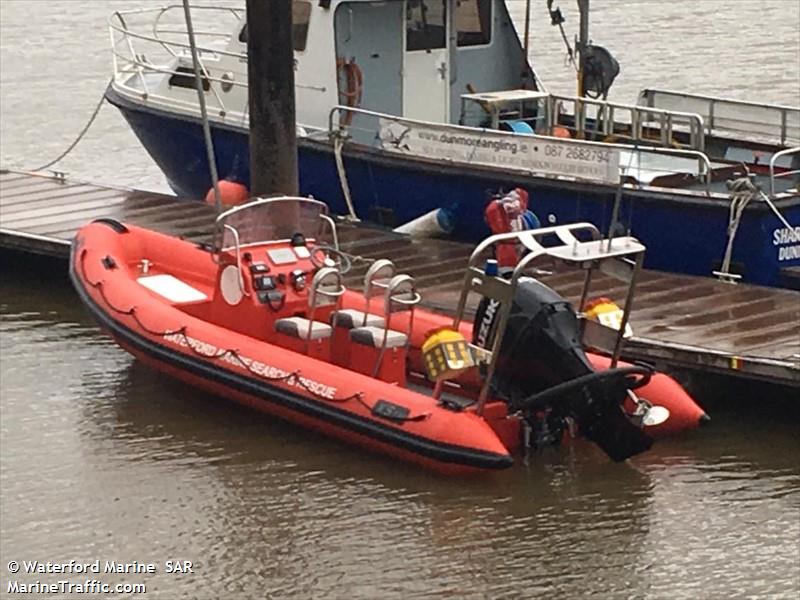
[137,274,208,304]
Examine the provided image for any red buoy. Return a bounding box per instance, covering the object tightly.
[205,180,250,206]
[551,125,572,139]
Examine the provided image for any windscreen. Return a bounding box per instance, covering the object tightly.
[217,198,327,249]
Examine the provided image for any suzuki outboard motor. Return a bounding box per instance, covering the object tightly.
[473,278,653,461]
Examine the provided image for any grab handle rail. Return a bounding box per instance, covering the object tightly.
[361,259,396,327]
[222,224,249,297]
[319,214,340,250]
[373,274,421,378]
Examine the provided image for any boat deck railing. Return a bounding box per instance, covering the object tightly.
[557,93,706,152]
[109,5,248,119]
[770,147,800,196]
[638,88,800,146]
[460,90,706,152]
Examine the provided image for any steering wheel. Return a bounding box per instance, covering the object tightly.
[308,244,353,274]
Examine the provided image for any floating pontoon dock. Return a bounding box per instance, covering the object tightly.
[1,169,798,387]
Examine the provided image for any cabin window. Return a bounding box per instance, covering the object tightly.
[169,66,209,92]
[292,1,312,50]
[238,0,312,52]
[406,0,447,51]
[456,0,491,46]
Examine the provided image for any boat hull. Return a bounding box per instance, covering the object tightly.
[107,88,800,288]
[70,209,708,472]
[70,223,514,474]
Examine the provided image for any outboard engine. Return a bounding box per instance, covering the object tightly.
[473,277,653,461]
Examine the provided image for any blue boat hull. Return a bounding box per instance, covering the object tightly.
[108,90,800,288]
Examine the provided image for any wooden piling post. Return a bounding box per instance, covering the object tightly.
[246,0,298,197]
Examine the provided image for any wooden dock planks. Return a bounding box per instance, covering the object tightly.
[1,169,798,386]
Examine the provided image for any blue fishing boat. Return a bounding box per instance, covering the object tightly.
[104,1,800,287]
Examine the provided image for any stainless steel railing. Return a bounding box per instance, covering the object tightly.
[108,5,327,123]
[638,88,800,146]
[769,147,800,196]
[458,90,706,152]
[108,5,248,118]
[546,93,706,152]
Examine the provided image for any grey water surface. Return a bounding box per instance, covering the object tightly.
[1,1,799,598]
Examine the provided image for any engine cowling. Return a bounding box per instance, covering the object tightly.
[473,277,653,461]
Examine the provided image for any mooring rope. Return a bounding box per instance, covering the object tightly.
[333,133,360,222]
[717,178,753,280]
[717,175,796,282]
[78,249,430,421]
[32,78,112,173]
[756,187,795,232]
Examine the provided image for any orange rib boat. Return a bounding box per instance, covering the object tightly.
[70,197,707,473]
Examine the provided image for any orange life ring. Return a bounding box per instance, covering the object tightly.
[336,57,363,126]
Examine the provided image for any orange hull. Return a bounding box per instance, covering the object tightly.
[72,221,512,473]
[71,217,706,472]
